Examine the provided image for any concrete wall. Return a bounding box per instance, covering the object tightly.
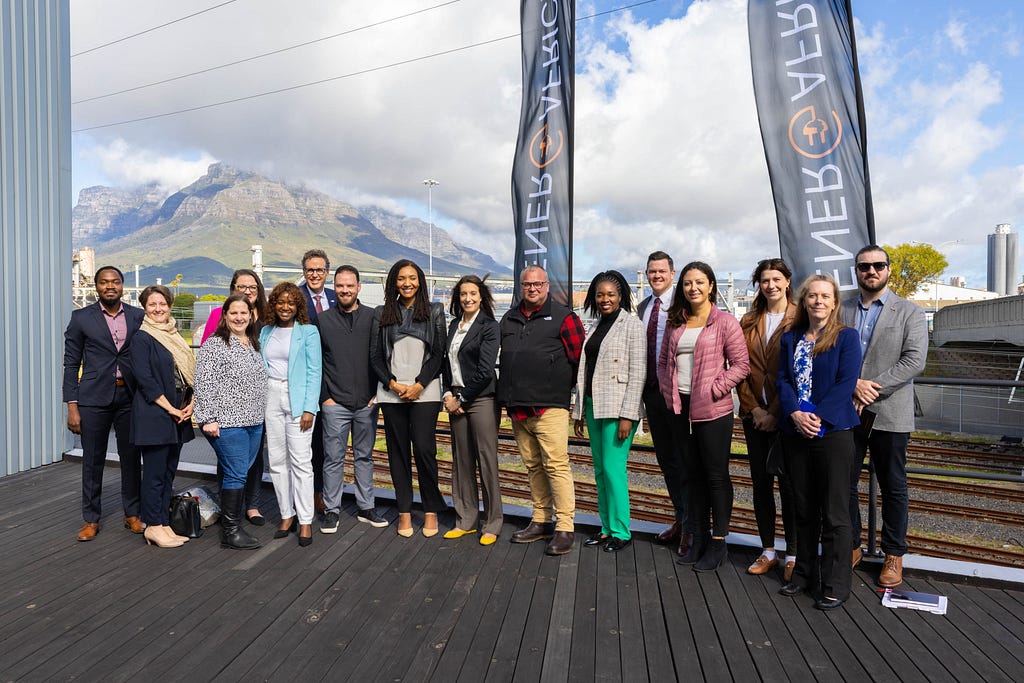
[0,0,72,476]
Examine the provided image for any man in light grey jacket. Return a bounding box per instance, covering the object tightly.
[841,245,928,588]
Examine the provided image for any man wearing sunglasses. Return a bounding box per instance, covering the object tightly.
[840,245,927,588]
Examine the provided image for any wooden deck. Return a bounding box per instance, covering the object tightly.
[2,461,1023,682]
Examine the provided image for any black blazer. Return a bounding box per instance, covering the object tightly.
[128,331,195,447]
[442,314,499,404]
[299,282,337,325]
[62,302,145,406]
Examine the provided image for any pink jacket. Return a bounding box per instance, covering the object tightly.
[658,306,750,422]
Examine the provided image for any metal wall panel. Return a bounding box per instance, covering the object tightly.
[0,0,72,477]
[933,295,1024,347]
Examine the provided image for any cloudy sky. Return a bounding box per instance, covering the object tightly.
[70,0,1024,289]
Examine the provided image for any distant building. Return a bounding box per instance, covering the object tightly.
[909,282,999,314]
[949,275,966,288]
[987,223,1019,295]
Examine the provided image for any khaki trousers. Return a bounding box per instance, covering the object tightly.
[511,407,575,531]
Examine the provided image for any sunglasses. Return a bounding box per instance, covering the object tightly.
[856,261,888,273]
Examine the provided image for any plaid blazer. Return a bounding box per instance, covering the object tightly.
[572,309,647,421]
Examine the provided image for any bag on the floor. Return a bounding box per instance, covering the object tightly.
[169,494,204,538]
[179,486,220,527]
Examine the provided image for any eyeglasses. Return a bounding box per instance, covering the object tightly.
[856,261,888,273]
[304,268,327,276]
[234,285,258,293]
[522,281,548,290]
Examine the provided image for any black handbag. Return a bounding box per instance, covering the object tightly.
[169,494,204,538]
[765,433,785,476]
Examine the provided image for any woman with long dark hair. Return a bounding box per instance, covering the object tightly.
[370,259,448,538]
[130,285,196,548]
[777,274,861,610]
[200,268,269,526]
[195,293,267,550]
[260,282,322,548]
[572,270,646,553]
[442,275,503,545]
[658,261,749,571]
[737,258,799,580]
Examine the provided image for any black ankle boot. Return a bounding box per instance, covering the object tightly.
[220,488,261,550]
[694,538,728,572]
[676,530,709,565]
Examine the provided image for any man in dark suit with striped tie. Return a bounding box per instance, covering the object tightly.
[297,249,336,513]
[636,251,690,556]
[63,266,146,541]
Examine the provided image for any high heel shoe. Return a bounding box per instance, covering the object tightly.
[274,518,297,539]
[422,513,439,538]
[298,524,312,547]
[165,525,190,543]
[144,525,184,548]
[397,513,414,538]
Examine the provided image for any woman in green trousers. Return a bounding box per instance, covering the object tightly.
[573,270,647,552]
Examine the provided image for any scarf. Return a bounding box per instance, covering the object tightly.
[141,315,196,388]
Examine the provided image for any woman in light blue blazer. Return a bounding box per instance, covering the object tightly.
[260,282,322,547]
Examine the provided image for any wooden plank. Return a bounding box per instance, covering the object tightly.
[509,552,559,683]
[592,545,621,682]
[972,586,1024,642]
[650,544,695,680]
[693,553,758,680]
[615,542,648,683]
[676,556,731,680]
[481,540,545,683]
[715,549,787,682]
[631,540,675,683]
[568,533,599,682]
[538,537,579,683]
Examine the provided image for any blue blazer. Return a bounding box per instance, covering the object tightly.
[259,323,323,418]
[777,326,862,435]
[62,302,145,406]
[299,283,336,325]
[128,331,195,447]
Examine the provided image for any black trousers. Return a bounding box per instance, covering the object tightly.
[643,383,689,528]
[140,442,182,526]
[381,402,446,513]
[78,385,141,522]
[784,429,855,600]
[669,395,733,538]
[743,419,796,554]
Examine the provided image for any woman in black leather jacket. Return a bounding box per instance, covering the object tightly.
[370,259,448,537]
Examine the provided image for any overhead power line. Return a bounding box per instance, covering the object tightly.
[73,0,466,105]
[71,0,663,133]
[72,0,240,58]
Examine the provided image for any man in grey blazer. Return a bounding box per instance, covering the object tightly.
[841,245,927,588]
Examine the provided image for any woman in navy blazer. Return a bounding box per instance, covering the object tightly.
[129,285,196,548]
[776,274,862,610]
[441,275,503,545]
[259,282,322,547]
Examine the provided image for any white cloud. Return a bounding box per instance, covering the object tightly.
[945,19,969,54]
[83,138,216,195]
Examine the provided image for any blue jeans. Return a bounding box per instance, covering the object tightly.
[851,428,909,556]
[209,425,264,490]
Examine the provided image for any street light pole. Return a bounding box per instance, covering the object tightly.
[422,179,440,276]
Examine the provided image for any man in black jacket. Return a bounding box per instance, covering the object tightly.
[63,266,145,541]
[317,265,387,532]
[498,266,585,555]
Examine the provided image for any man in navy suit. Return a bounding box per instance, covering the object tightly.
[297,249,336,513]
[63,266,146,541]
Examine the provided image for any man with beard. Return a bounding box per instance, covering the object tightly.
[63,266,146,540]
[841,245,927,588]
[316,265,387,532]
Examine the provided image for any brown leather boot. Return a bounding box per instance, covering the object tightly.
[510,521,555,543]
[877,554,903,587]
[545,531,575,555]
[655,522,681,545]
[676,531,694,558]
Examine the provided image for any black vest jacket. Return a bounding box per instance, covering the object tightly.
[497,298,575,409]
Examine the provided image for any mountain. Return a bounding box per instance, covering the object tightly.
[73,163,512,288]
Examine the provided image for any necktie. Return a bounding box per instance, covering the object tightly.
[646,296,661,384]
[314,295,323,314]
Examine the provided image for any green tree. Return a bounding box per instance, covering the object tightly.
[173,291,198,311]
[199,293,228,302]
[883,243,948,298]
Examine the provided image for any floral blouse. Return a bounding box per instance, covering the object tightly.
[793,338,816,404]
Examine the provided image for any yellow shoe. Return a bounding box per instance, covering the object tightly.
[443,528,477,540]
[479,533,498,546]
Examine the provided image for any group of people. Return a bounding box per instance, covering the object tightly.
[64,243,926,610]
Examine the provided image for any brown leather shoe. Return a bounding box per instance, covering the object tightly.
[877,554,903,587]
[747,554,779,575]
[77,522,100,541]
[851,547,863,569]
[545,531,575,555]
[783,559,795,583]
[510,521,555,543]
[655,521,682,545]
[123,516,146,534]
[677,531,694,558]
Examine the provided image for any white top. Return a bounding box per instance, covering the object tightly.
[448,311,479,388]
[765,311,785,341]
[675,327,702,395]
[264,326,292,380]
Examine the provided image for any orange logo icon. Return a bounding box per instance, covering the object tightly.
[788,105,842,159]
[529,124,564,169]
